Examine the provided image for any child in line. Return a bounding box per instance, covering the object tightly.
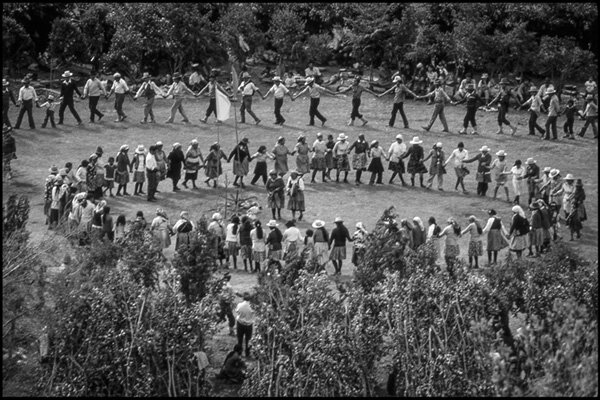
[103,156,116,197]
[37,94,60,128]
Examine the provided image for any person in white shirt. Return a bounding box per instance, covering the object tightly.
[188,63,204,91]
[387,134,407,185]
[520,85,546,136]
[237,72,263,124]
[235,292,255,358]
[106,72,131,122]
[309,133,328,183]
[506,159,526,205]
[293,77,339,126]
[367,140,388,185]
[225,216,241,269]
[82,70,107,123]
[262,76,294,125]
[164,72,195,123]
[443,141,469,193]
[286,171,305,221]
[282,219,302,258]
[250,220,266,272]
[134,72,164,124]
[145,145,159,202]
[14,78,38,130]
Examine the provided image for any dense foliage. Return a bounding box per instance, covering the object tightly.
[2,3,597,80]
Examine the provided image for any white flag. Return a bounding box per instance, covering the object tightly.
[215,88,230,121]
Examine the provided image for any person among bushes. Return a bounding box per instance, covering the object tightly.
[411,217,427,250]
[150,208,173,249]
[172,211,196,251]
[437,217,461,277]
[265,219,283,261]
[208,213,226,266]
[101,206,114,242]
[399,218,415,250]
[114,214,127,240]
[328,217,352,275]
[351,222,368,265]
[217,272,236,336]
[225,215,241,269]
[238,216,253,272]
[132,210,147,231]
[90,199,106,240]
[235,292,255,358]
[509,205,530,259]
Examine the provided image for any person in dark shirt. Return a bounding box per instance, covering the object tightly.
[58,70,83,125]
[328,217,353,275]
[166,142,185,191]
[3,79,17,128]
[487,78,517,135]
[562,98,582,140]
[228,138,251,188]
[454,84,483,135]
[265,219,284,261]
[463,145,492,197]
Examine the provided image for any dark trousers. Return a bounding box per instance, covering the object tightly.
[170,170,181,189]
[88,96,104,122]
[15,99,35,129]
[2,104,12,128]
[497,104,510,126]
[463,106,477,128]
[114,93,126,118]
[563,116,574,135]
[205,98,217,118]
[240,95,259,123]
[251,171,267,185]
[42,109,56,128]
[236,322,253,356]
[218,301,235,328]
[309,98,326,125]
[426,103,448,130]
[477,182,489,196]
[544,116,557,139]
[274,98,284,123]
[369,171,383,184]
[350,98,362,120]
[142,96,155,121]
[528,111,545,135]
[579,116,597,137]
[147,169,158,199]
[58,99,81,123]
[389,102,408,127]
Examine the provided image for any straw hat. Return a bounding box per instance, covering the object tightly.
[269,169,277,176]
[48,165,59,174]
[543,166,551,172]
[370,140,378,146]
[545,86,556,94]
[479,145,490,152]
[564,173,574,180]
[156,141,163,146]
[62,70,73,78]
[173,142,181,149]
[525,157,536,164]
[190,139,199,145]
[272,76,281,81]
[334,216,343,223]
[113,72,121,78]
[409,136,423,144]
[549,168,560,178]
[499,77,509,85]
[312,219,325,229]
[266,220,278,227]
[316,132,323,137]
[135,144,146,154]
[337,133,348,140]
[242,72,251,79]
[395,134,403,140]
[496,150,507,157]
[435,142,442,148]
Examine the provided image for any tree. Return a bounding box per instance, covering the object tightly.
[267,6,306,67]
[48,17,89,65]
[2,15,35,74]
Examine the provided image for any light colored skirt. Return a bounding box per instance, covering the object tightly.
[510,234,529,251]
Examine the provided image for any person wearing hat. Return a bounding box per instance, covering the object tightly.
[338,75,377,126]
[172,211,196,251]
[489,150,510,201]
[266,170,285,220]
[82,70,107,123]
[460,216,484,268]
[227,138,251,188]
[401,136,428,187]
[482,209,509,266]
[309,133,328,183]
[115,144,131,196]
[57,70,83,126]
[106,72,131,122]
[514,76,531,108]
[2,125,17,180]
[463,145,492,197]
[164,72,195,123]
[154,141,168,182]
[476,73,492,107]
[542,86,560,140]
[508,205,530,259]
[348,133,369,185]
[567,179,586,240]
[487,78,518,135]
[378,75,418,128]
[294,135,311,175]
[14,77,38,130]
[74,193,96,244]
[520,85,546,136]
[86,153,99,201]
[282,219,302,258]
[527,201,544,257]
[505,159,526,205]
[444,141,469,194]
[237,72,263,125]
[198,71,230,123]
[293,76,339,126]
[183,139,205,189]
[578,94,597,138]
[311,219,330,268]
[265,219,284,260]
[93,146,106,200]
[2,79,17,128]
[422,142,446,191]
[454,84,483,135]
[553,173,576,219]
[166,142,185,191]
[204,142,228,188]
[536,77,553,106]
[436,217,462,277]
[333,133,351,183]
[387,134,407,185]
[367,139,388,185]
[134,72,164,124]
[286,170,305,221]
[272,136,292,177]
[46,172,62,228]
[262,75,294,125]
[37,93,58,128]
[417,79,451,132]
[74,160,88,194]
[523,158,540,205]
[145,145,160,202]
[562,98,581,140]
[328,217,353,275]
[188,63,205,91]
[424,65,438,103]
[535,167,552,205]
[547,169,562,213]
[208,213,226,266]
[150,208,173,249]
[131,144,147,196]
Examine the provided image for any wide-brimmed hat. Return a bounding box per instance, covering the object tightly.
[370,140,379,146]
[525,157,536,164]
[409,136,423,144]
[575,179,583,187]
[269,169,277,176]
[395,134,403,140]
[496,150,507,157]
[173,142,181,149]
[135,144,146,154]
[499,78,509,85]
[549,168,560,178]
[191,63,200,68]
[242,72,251,79]
[529,86,538,92]
[393,76,402,83]
[62,70,73,78]
[266,219,278,227]
[289,170,299,175]
[305,77,315,85]
[316,132,323,137]
[156,141,163,146]
[49,165,59,174]
[272,76,281,81]
[119,144,129,152]
[2,79,9,87]
[545,86,556,94]
[564,173,575,180]
[334,216,343,223]
[297,134,305,141]
[142,72,151,79]
[312,219,325,229]
[113,72,121,78]
[173,72,182,79]
[89,153,98,160]
[337,133,348,140]
[479,145,490,152]
[543,166,551,172]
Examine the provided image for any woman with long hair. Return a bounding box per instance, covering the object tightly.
[461,215,483,268]
[437,218,462,277]
[250,220,266,272]
[509,205,530,259]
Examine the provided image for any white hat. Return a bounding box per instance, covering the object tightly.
[525,157,536,164]
[370,140,378,146]
[316,132,323,137]
[496,150,507,157]
[47,94,55,101]
[242,72,251,79]
[273,76,281,81]
[545,86,556,94]
[543,166,551,172]
[409,136,423,145]
[395,134,403,140]
[479,145,490,152]
[191,139,199,145]
[393,76,402,83]
[266,219,279,227]
[436,142,442,148]
[337,133,348,140]
[211,213,223,221]
[135,144,146,154]
[89,153,98,160]
[113,72,121,78]
[564,173,575,180]
[549,168,560,178]
[305,77,315,85]
[312,219,325,229]
[119,144,129,151]
[173,142,181,148]
[62,70,73,78]
[334,216,343,223]
[156,141,163,146]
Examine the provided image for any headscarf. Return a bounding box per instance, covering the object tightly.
[512,205,526,218]
[156,208,167,218]
[412,217,425,231]
[355,222,368,234]
[180,211,189,219]
[94,200,107,213]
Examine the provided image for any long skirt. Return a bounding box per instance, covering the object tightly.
[325,152,335,169]
[133,171,145,183]
[153,229,171,249]
[352,153,367,170]
[329,245,347,260]
[311,156,326,171]
[487,229,507,251]
[468,240,483,257]
[510,234,529,251]
[388,160,405,174]
[337,154,350,171]
[114,170,129,185]
[185,162,200,180]
[444,244,459,258]
[274,155,288,175]
[296,154,310,174]
[367,157,384,173]
[287,190,305,211]
[407,159,427,175]
[314,242,329,265]
[267,192,285,209]
[233,158,249,177]
[529,228,545,246]
[205,162,223,179]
